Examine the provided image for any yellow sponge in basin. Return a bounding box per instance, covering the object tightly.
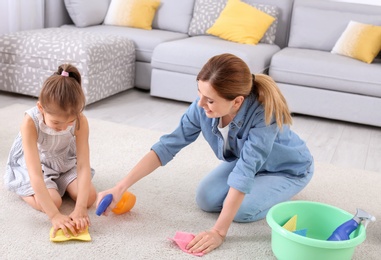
[282,215,297,232]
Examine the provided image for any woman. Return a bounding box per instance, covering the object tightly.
[97,53,314,255]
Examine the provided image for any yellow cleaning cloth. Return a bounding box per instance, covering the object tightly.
[50,226,91,242]
[282,215,297,232]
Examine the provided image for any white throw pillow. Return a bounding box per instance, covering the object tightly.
[64,0,111,27]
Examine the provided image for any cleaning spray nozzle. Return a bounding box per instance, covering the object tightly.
[354,208,376,228]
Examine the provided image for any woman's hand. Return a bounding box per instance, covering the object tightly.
[96,150,162,216]
[50,212,77,238]
[96,187,124,216]
[186,187,244,254]
[186,229,225,255]
[70,207,91,233]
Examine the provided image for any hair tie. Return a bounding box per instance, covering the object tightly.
[61,71,69,77]
[252,74,255,81]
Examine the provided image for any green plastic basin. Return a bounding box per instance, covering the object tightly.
[266,200,366,260]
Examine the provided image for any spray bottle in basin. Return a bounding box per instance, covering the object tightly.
[327,208,376,241]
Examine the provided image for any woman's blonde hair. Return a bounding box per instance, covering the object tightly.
[197,53,292,128]
[39,63,86,128]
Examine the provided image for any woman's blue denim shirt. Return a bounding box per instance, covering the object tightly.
[151,94,313,194]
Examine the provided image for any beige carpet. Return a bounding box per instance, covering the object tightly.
[1,104,380,260]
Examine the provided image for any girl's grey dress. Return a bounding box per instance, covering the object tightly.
[4,106,94,197]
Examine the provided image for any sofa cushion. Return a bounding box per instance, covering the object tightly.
[64,0,110,27]
[269,47,381,98]
[152,0,195,34]
[151,35,280,75]
[288,0,381,51]
[188,0,279,44]
[207,0,275,45]
[331,21,381,64]
[104,0,160,30]
[61,24,188,62]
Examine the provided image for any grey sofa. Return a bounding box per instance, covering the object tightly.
[269,0,381,127]
[4,0,381,127]
[44,0,294,98]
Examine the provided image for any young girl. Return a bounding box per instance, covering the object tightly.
[97,53,314,254]
[4,64,97,238]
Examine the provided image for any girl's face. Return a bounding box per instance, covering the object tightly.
[37,102,76,132]
[197,80,243,119]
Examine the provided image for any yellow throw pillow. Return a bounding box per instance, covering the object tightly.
[206,0,275,45]
[104,0,161,30]
[331,21,381,63]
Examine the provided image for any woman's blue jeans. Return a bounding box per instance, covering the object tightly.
[195,160,314,222]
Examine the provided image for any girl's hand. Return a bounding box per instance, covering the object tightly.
[70,207,91,233]
[50,213,77,238]
[186,229,225,255]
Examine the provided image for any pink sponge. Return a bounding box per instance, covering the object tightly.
[169,231,204,256]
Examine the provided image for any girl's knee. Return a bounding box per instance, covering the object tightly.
[23,189,62,211]
[48,189,63,209]
[66,182,97,208]
[22,196,43,211]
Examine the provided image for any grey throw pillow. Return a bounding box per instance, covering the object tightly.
[152,0,195,34]
[64,0,111,27]
[188,0,279,44]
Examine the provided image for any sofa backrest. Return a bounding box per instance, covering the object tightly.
[46,0,293,46]
[45,0,73,27]
[244,0,294,48]
[45,0,196,33]
[152,0,195,34]
[288,0,381,51]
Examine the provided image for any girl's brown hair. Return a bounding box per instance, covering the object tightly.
[39,64,86,127]
[197,53,292,128]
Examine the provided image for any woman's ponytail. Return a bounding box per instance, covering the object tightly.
[253,74,292,129]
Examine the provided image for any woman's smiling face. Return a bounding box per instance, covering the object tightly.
[197,80,240,119]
